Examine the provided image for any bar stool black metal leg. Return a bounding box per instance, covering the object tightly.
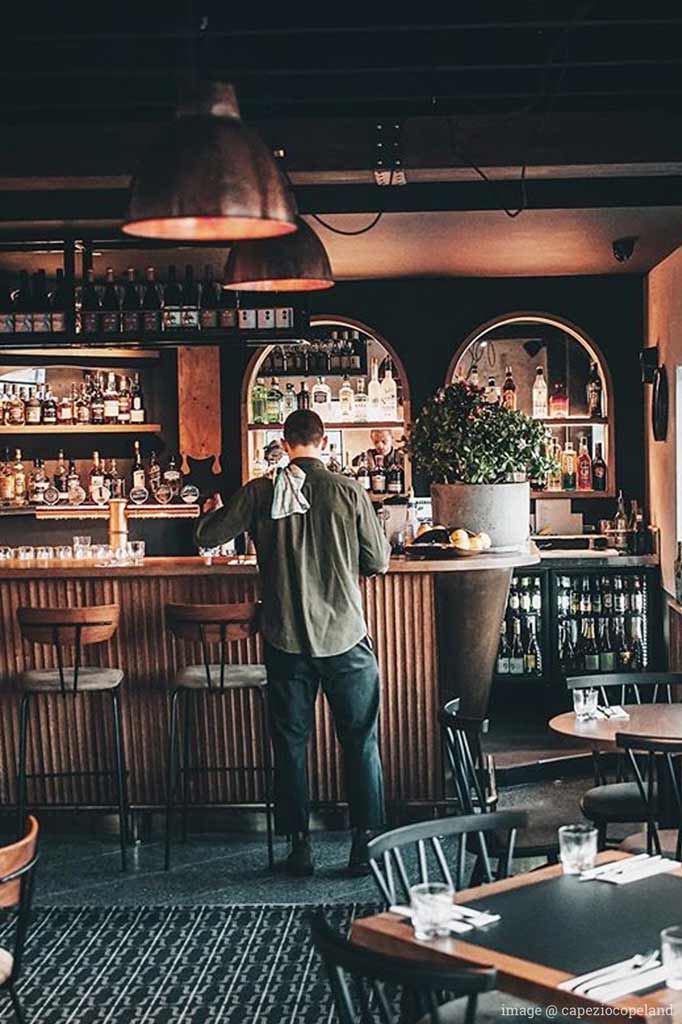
[8,982,26,1024]
[111,688,129,872]
[165,689,181,871]
[181,690,193,844]
[257,689,275,870]
[16,694,31,841]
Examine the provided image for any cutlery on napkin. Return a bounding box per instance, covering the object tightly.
[585,964,666,1002]
[595,705,630,720]
[602,857,678,885]
[559,951,657,993]
[388,903,500,934]
[579,854,650,881]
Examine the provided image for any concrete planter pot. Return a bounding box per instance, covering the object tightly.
[430,481,530,551]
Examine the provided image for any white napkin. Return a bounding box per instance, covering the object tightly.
[587,964,667,1001]
[270,464,310,520]
[601,857,679,885]
[595,705,630,720]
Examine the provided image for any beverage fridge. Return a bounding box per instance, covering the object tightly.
[494,563,663,695]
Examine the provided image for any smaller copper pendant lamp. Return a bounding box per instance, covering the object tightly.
[222,217,334,291]
[122,82,297,242]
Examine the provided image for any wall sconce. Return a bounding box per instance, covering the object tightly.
[641,346,668,442]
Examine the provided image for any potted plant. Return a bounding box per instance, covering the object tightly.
[407,379,555,550]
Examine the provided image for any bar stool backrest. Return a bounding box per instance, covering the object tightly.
[616,732,682,860]
[0,816,39,983]
[565,672,682,707]
[17,605,120,694]
[165,602,261,690]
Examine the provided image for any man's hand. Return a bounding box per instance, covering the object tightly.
[202,493,224,516]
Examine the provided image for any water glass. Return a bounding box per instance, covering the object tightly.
[661,926,682,990]
[199,546,220,565]
[72,535,91,550]
[573,688,598,722]
[409,882,454,941]
[558,824,598,875]
[55,545,73,561]
[35,546,54,563]
[129,541,145,565]
[17,546,35,561]
[0,546,13,560]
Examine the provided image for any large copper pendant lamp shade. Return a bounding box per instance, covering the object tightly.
[122,82,297,242]
[222,217,334,291]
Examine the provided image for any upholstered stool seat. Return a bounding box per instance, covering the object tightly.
[175,664,267,691]
[582,781,652,822]
[19,667,124,693]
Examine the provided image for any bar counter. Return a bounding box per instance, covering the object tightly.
[0,550,538,814]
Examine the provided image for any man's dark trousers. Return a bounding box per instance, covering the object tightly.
[264,637,385,834]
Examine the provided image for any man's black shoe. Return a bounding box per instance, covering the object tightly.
[284,832,314,878]
[347,829,374,877]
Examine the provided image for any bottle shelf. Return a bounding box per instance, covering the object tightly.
[531,488,615,500]
[33,503,199,520]
[0,424,161,435]
[257,369,367,379]
[248,420,404,431]
[539,417,608,427]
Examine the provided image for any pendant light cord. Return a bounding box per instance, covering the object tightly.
[308,169,394,235]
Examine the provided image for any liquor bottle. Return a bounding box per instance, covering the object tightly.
[531,577,542,614]
[250,380,267,424]
[501,366,517,411]
[311,376,331,419]
[25,388,42,425]
[66,459,80,493]
[531,367,548,418]
[508,578,520,615]
[630,615,645,671]
[557,576,570,617]
[469,363,480,388]
[103,372,120,424]
[354,378,369,421]
[386,460,404,495]
[577,617,600,672]
[577,436,593,491]
[547,438,563,491]
[117,376,131,424]
[296,381,310,411]
[341,331,354,372]
[0,448,14,505]
[131,441,146,491]
[592,443,607,492]
[49,267,68,333]
[587,362,603,419]
[341,453,355,478]
[89,451,105,500]
[549,381,568,418]
[57,387,74,426]
[163,265,182,329]
[41,387,57,428]
[339,375,355,420]
[367,358,382,418]
[403,488,419,542]
[561,441,577,490]
[7,387,25,426]
[163,455,182,497]
[602,575,614,615]
[496,622,510,675]
[612,491,629,552]
[327,445,342,473]
[520,577,531,613]
[148,451,161,493]
[569,578,580,616]
[509,617,524,675]
[370,454,387,495]
[32,270,51,332]
[355,453,370,491]
[80,268,100,334]
[26,459,45,505]
[199,265,219,329]
[130,373,145,424]
[100,267,120,333]
[350,329,362,371]
[266,378,283,424]
[108,459,125,499]
[181,265,200,329]
[613,616,633,670]
[121,268,141,333]
[54,449,68,499]
[90,375,105,425]
[613,575,627,615]
[11,449,26,506]
[74,384,90,425]
[329,331,342,372]
[630,576,645,615]
[579,576,592,615]
[598,617,616,672]
[380,359,399,420]
[219,286,238,330]
[559,620,577,671]
[524,617,542,675]
[142,267,162,332]
[270,346,285,374]
[592,576,603,616]
[282,383,297,419]
[483,377,498,404]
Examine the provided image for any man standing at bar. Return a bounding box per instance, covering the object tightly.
[195,409,391,877]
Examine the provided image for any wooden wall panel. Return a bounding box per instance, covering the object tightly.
[0,570,442,811]
[668,599,682,672]
[177,345,222,474]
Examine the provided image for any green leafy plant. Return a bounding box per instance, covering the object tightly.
[407,380,556,485]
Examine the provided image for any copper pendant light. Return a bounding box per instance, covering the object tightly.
[122,82,297,241]
[222,217,334,292]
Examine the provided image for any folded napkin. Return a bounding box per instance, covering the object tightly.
[602,857,679,885]
[587,964,667,1002]
[270,464,310,520]
[595,705,630,720]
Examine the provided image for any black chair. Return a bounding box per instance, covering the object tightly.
[0,817,39,1024]
[615,733,682,860]
[164,601,273,871]
[565,673,682,847]
[310,910,497,1024]
[439,700,559,861]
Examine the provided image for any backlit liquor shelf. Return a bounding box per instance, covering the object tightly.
[34,504,199,520]
[0,424,161,434]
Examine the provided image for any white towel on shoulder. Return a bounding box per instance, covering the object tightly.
[271,464,310,520]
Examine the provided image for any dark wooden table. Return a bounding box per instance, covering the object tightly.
[351,852,682,1020]
[549,705,682,750]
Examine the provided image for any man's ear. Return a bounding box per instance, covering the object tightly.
[282,437,291,454]
[321,435,329,451]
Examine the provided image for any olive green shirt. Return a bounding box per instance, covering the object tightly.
[194,457,391,657]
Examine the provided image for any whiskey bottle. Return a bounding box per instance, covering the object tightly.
[89,451,105,501]
[162,265,182,329]
[341,452,355,477]
[108,458,125,498]
[181,265,200,329]
[0,448,15,505]
[163,454,182,497]
[90,375,105,425]
[386,460,404,495]
[142,267,162,332]
[54,449,69,498]
[12,448,27,506]
[131,440,146,491]
[577,436,593,491]
[350,330,362,371]
[370,454,387,495]
[355,453,370,490]
[547,438,563,491]
[28,459,48,504]
[199,265,219,330]
[100,267,121,333]
[121,268,141,333]
[103,372,120,424]
[502,366,517,411]
[549,381,569,418]
[117,376,131,424]
[80,268,100,334]
[148,451,161,493]
[592,443,607,492]
[57,388,74,426]
[25,388,42,426]
[296,381,310,411]
[130,373,145,424]
[50,267,68,333]
[587,362,603,419]
[7,387,25,426]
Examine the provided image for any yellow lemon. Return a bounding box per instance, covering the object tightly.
[450,528,470,548]
[468,535,485,552]
[477,532,492,551]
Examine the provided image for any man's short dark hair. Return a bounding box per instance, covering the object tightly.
[283,410,325,447]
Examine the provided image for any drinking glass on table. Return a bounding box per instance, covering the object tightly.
[662,926,682,990]
[129,541,145,565]
[558,824,598,875]
[72,536,92,560]
[573,688,598,722]
[409,882,454,940]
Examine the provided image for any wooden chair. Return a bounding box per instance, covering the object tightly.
[615,733,682,860]
[439,699,559,861]
[565,673,682,847]
[309,910,497,1024]
[15,606,129,871]
[164,602,273,870]
[0,817,39,1024]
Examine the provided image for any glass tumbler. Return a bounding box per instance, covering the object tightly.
[558,824,598,875]
[573,688,598,722]
[409,882,454,941]
[661,926,682,990]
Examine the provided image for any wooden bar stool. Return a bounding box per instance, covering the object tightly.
[15,606,129,872]
[0,816,39,1024]
[164,601,273,871]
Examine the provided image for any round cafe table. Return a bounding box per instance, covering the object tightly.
[549,704,682,750]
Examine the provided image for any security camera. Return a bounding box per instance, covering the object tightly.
[612,236,638,262]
